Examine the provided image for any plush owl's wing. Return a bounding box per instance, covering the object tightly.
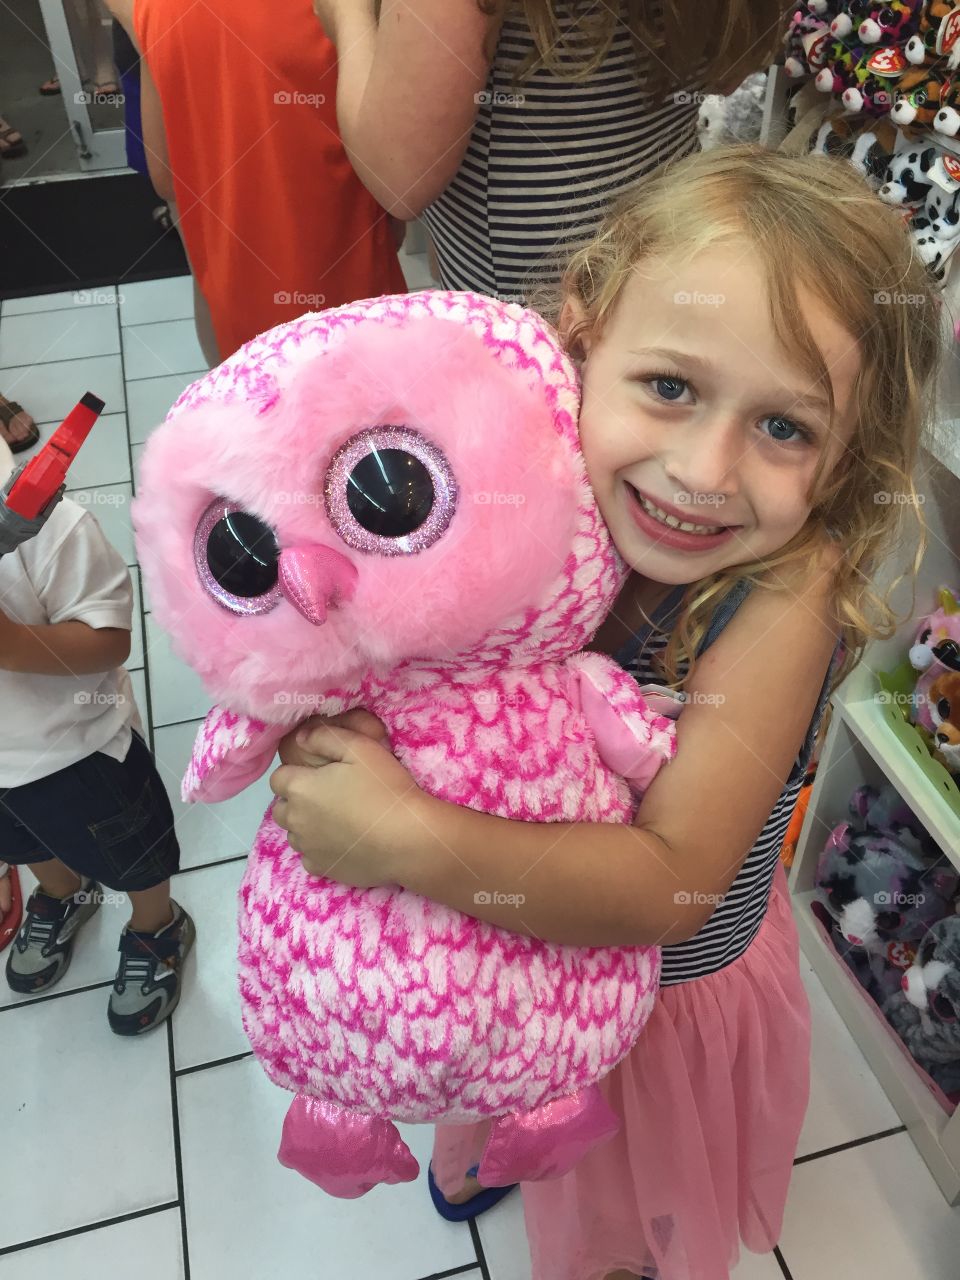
[564,651,678,794]
[182,705,288,803]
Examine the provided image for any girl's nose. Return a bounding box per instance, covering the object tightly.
[279,545,358,625]
[662,416,743,501]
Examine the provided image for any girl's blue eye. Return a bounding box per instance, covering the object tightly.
[761,415,803,443]
[654,376,687,401]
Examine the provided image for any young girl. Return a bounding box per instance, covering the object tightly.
[314,0,787,301]
[269,146,941,1280]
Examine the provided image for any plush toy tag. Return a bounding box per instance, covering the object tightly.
[802,27,831,69]
[938,9,960,57]
[636,683,686,721]
[887,940,918,970]
[867,47,907,78]
[928,153,960,192]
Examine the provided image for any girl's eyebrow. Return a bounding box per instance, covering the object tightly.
[627,347,833,417]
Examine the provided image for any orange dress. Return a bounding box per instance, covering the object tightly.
[134,0,406,359]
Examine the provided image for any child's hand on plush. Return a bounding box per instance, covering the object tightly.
[270,712,432,889]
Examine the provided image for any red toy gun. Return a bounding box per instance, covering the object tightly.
[0,392,104,556]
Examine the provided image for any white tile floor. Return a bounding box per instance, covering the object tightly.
[2,264,960,1279]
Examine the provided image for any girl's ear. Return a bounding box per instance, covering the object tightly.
[558,295,592,362]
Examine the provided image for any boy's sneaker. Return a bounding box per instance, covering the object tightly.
[108,900,195,1036]
[5,877,101,993]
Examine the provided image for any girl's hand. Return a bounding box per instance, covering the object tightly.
[269,718,430,889]
[277,708,388,767]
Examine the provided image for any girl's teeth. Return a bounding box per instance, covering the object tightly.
[638,493,723,535]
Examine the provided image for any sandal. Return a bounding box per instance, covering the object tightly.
[39,77,61,96]
[93,82,121,101]
[0,396,40,454]
[0,119,27,160]
[0,864,23,955]
[427,1162,518,1222]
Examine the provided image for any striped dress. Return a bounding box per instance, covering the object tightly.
[617,580,838,985]
[421,1,702,300]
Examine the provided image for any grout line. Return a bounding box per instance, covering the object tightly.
[773,1245,795,1280]
[173,853,249,878]
[0,346,122,376]
[1,301,124,320]
[152,712,219,734]
[120,367,206,383]
[413,1266,482,1280]
[0,1201,181,1257]
[0,977,115,1013]
[792,1125,907,1166]
[175,1049,253,1079]
[166,1019,191,1280]
[468,1218,492,1280]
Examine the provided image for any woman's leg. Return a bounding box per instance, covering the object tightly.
[168,198,221,368]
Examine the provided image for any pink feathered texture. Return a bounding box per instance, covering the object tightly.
[135,290,675,1136]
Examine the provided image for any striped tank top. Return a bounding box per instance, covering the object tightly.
[421,1,702,300]
[617,580,839,986]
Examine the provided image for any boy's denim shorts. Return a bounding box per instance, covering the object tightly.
[0,730,180,892]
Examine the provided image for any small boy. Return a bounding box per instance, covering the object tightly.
[0,439,194,1034]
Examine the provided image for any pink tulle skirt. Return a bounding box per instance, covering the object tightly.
[431,863,811,1280]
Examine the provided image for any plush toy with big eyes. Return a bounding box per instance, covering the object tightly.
[909,588,960,733]
[883,916,960,1094]
[815,789,958,1002]
[133,291,678,1199]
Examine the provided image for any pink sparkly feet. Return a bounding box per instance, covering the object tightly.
[278,1094,420,1197]
[477,1084,620,1185]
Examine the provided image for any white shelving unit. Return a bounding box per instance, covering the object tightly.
[788,273,960,1200]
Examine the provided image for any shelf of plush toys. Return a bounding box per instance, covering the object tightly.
[788,453,960,1202]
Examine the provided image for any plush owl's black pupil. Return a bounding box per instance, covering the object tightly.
[933,993,957,1021]
[346,449,434,537]
[206,512,279,597]
[876,910,902,933]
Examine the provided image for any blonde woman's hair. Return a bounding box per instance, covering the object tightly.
[479,0,790,95]
[543,144,942,691]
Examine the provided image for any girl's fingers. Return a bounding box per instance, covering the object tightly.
[324,708,390,743]
[295,722,367,761]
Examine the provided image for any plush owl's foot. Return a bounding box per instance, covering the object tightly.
[278,1093,419,1197]
[478,1084,620,1185]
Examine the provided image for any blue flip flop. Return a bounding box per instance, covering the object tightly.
[427,1162,518,1222]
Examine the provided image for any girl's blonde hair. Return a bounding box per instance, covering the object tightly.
[479,0,789,95]
[545,145,942,690]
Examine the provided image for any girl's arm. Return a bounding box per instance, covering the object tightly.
[103,0,176,204]
[314,0,499,218]
[273,555,840,947]
[0,609,130,675]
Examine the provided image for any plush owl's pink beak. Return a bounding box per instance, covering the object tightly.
[278,545,358,626]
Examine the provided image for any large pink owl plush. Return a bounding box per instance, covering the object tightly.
[133,291,677,1198]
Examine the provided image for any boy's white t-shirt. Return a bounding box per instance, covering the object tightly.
[0,492,143,788]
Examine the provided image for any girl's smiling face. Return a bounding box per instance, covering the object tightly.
[575,243,862,582]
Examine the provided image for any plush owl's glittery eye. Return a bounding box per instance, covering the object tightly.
[325,426,457,556]
[195,498,283,615]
